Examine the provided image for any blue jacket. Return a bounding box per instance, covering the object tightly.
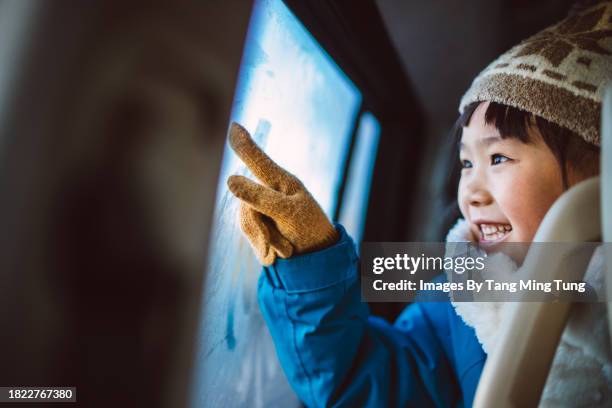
[258,224,487,407]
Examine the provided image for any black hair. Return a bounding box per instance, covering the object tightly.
[453,101,599,188]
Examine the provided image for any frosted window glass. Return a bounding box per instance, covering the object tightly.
[338,112,381,246]
[191,0,361,406]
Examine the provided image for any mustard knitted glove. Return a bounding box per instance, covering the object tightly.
[226,123,339,266]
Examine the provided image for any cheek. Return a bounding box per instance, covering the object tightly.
[494,168,563,241]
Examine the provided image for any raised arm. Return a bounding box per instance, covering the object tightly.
[257,223,460,407]
[226,123,460,407]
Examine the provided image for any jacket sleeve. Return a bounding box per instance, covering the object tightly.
[257,223,460,408]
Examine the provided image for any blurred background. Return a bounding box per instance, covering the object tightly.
[0,0,578,407]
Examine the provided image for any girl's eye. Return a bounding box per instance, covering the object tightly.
[461,159,472,169]
[491,154,510,165]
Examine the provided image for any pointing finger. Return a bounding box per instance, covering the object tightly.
[228,122,300,193]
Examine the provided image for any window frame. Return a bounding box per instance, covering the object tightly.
[284,0,425,241]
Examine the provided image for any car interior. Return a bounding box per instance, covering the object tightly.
[0,0,609,407]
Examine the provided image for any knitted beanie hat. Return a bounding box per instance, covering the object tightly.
[459,0,612,146]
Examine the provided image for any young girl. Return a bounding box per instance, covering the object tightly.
[227,1,612,406]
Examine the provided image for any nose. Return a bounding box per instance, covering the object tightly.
[469,189,492,207]
[462,172,493,208]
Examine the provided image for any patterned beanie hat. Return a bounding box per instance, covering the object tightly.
[459,0,612,146]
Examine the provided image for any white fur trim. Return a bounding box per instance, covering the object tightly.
[445,218,612,406]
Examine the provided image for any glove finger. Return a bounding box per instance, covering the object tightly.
[227,175,292,220]
[259,214,294,259]
[239,203,276,266]
[228,122,301,194]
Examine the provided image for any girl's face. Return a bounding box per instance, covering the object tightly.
[458,101,565,247]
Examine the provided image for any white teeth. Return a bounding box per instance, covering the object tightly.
[478,223,512,241]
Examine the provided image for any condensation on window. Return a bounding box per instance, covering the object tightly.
[191,0,361,406]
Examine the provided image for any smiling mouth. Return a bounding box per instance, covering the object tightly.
[478,223,512,243]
